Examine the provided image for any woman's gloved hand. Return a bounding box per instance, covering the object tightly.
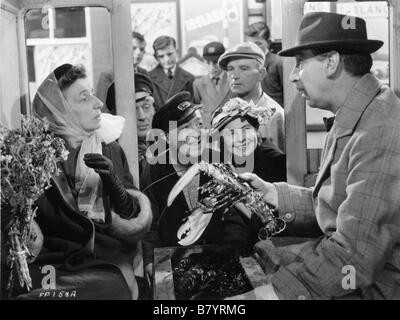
[84,153,135,218]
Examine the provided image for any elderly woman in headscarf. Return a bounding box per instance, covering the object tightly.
[15,64,152,300]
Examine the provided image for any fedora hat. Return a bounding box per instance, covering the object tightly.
[279,12,383,57]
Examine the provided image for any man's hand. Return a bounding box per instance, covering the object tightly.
[239,173,279,209]
[225,284,279,300]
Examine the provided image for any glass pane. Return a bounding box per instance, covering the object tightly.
[55,7,86,38]
[25,8,50,39]
[25,7,112,104]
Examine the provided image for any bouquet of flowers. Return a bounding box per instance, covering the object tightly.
[1,115,69,292]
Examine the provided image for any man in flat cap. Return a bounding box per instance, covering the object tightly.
[228,12,400,300]
[245,21,284,107]
[218,42,285,152]
[193,42,231,127]
[105,73,155,175]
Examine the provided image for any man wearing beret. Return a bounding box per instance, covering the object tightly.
[193,42,231,127]
[104,73,155,175]
[228,12,400,300]
[218,42,285,152]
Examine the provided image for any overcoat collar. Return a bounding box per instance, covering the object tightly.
[151,64,192,97]
[313,73,382,197]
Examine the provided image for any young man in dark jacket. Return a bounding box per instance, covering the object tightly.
[148,36,195,111]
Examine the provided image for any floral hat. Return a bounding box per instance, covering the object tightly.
[211,97,272,132]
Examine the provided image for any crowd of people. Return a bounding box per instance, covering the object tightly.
[5,11,400,300]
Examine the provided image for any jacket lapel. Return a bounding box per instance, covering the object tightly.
[204,76,218,100]
[169,66,189,97]
[151,66,171,96]
[52,163,80,213]
[312,74,382,198]
[312,131,337,198]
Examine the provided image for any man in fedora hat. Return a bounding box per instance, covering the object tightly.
[193,41,231,127]
[218,42,285,152]
[228,12,400,300]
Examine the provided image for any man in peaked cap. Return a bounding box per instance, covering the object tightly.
[141,92,254,285]
[217,41,285,152]
[141,91,208,281]
[228,12,400,300]
[105,73,155,175]
[193,42,231,127]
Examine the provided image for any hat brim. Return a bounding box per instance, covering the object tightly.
[177,104,203,127]
[210,112,242,136]
[204,55,220,63]
[278,39,383,57]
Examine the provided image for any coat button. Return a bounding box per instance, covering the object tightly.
[284,213,293,220]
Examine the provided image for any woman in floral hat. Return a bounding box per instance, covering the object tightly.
[210,97,286,183]
[206,98,287,247]
[12,64,152,300]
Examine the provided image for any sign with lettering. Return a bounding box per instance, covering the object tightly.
[180,0,243,55]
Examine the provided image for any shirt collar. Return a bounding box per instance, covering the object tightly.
[164,65,176,76]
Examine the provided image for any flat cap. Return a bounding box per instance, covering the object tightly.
[218,42,265,71]
[203,42,226,62]
[152,91,201,133]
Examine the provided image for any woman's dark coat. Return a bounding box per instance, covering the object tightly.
[12,142,140,299]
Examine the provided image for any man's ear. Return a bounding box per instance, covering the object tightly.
[153,50,159,61]
[259,66,267,80]
[325,51,341,77]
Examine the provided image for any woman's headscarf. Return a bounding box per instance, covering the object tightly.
[33,64,125,222]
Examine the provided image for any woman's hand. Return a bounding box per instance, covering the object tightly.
[239,173,279,209]
[83,153,114,176]
[84,153,135,218]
